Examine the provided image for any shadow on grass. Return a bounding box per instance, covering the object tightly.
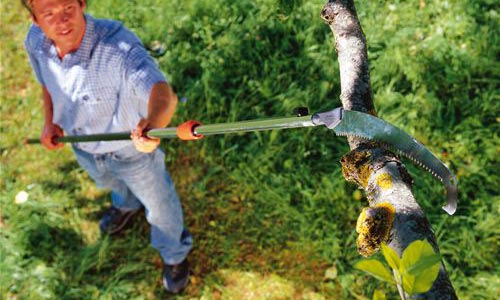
[23,222,84,263]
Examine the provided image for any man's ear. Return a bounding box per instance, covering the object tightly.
[81,0,87,11]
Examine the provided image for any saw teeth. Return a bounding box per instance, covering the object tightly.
[336,110,456,209]
[400,154,445,182]
[338,128,448,184]
[381,144,446,182]
[348,133,366,140]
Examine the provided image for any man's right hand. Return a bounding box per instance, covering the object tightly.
[41,123,64,150]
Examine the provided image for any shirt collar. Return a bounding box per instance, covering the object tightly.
[72,14,96,61]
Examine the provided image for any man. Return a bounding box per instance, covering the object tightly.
[21,0,192,294]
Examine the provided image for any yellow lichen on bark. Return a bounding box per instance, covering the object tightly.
[376,172,393,190]
[341,150,373,189]
[356,202,396,257]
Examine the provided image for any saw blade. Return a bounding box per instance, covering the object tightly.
[334,110,458,215]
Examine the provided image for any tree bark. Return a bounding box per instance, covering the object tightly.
[320,1,457,299]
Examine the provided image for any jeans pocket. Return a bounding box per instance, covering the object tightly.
[111,145,145,162]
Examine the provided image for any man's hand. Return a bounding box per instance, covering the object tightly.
[131,118,160,153]
[41,123,64,150]
[131,82,177,153]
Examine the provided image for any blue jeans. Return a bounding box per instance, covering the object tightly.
[72,144,192,265]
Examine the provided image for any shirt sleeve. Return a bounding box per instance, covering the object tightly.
[123,44,167,101]
[24,37,45,86]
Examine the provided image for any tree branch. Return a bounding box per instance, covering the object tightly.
[321,1,457,299]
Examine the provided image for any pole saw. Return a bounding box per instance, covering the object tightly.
[26,107,458,215]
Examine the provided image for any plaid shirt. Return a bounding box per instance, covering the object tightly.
[24,14,166,153]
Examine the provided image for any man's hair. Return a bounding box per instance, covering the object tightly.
[21,0,84,16]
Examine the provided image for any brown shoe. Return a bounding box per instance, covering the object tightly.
[99,207,140,235]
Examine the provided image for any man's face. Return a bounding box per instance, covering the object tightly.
[32,0,86,52]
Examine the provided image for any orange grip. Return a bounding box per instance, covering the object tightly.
[177,120,204,140]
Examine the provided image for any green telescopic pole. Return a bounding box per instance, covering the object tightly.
[25,115,316,144]
[25,132,132,144]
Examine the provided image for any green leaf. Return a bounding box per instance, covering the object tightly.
[401,240,436,271]
[412,262,441,294]
[408,254,441,276]
[354,259,394,283]
[400,240,441,295]
[402,273,416,295]
[381,243,401,270]
[373,289,387,300]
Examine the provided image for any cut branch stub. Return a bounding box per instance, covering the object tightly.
[341,147,410,191]
[356,202,396,257]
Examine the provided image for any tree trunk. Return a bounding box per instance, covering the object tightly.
[320,1,457,299]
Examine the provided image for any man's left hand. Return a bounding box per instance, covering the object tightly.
[131,118,160,153]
